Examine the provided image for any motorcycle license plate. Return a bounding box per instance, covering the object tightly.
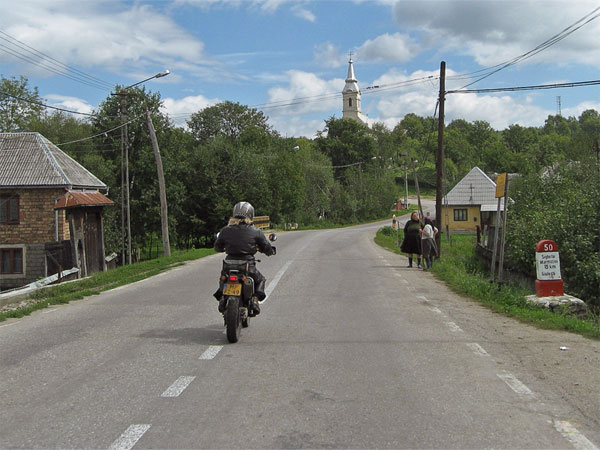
[223,283,242,296]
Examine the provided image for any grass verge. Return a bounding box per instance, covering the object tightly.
[375,227,600,340]
[0,248,215,322]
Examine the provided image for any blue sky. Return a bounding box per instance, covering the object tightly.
[1,0,600,138]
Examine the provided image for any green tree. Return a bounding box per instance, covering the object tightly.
[187,101,274,143]
[0,75,43,132]
[92,86,176,254]
[315,117,377,178]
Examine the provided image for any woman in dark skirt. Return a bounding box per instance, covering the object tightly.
[400,211,422,268]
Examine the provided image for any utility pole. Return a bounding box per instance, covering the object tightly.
[114,69,170,265]
[120,94,126,265]
[436,61,446,256]
[119,92,132,265]
[146,109,171,257]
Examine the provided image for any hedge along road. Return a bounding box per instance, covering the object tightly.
[0,219,599,449]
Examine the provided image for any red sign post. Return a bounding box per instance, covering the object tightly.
[535,240,564,297]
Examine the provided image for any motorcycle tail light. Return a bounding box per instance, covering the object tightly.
[229,275,238,282]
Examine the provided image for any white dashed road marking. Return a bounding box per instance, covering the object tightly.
[428,306,443,314]
[445,321,463,332]
[109,424,151,450]
[497,371,534,399]
[161,376,196,398]
[554,420,599,450]
[199,345,223,360]
[466,343,489,356]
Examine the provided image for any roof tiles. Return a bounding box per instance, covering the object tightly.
[0,132,107,190]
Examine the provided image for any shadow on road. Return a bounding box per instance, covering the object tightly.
[138,324,225,345]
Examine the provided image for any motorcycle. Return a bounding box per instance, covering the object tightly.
[219,233,277,343]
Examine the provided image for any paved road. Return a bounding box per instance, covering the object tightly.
[1,218,599,449]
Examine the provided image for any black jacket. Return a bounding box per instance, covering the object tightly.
[214,223,274,259]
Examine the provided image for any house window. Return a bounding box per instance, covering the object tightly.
[1,248,23,274]
[454,208,468,221]
[0,195,19,224]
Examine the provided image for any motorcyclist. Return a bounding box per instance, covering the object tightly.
[213,201,275,316]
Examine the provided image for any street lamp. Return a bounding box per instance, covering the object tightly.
[117,69,170,265]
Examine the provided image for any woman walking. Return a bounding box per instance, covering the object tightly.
[401,211,422,268]
[420,217,438,270]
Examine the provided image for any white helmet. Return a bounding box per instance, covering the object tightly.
[232,201,254,220]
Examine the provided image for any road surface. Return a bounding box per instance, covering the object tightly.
[1,218,599,449]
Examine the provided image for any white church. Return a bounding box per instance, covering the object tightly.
[342,56,368,125]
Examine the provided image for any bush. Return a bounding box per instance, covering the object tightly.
[380,226,398,237]
[505,163,600,311]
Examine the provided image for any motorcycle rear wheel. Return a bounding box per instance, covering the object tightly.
[225,296,241,343]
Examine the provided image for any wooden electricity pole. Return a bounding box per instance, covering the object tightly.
[436,61,446,257]
[146,110,171,257]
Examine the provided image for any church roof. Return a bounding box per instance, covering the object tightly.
[343,58,360,93]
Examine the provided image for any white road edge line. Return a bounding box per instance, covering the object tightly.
[0,322,17,328]
[109,424,151,450]
[497,371,534,398]
[554,420,599,450]
[466,343,489,356]
[199,345,223,360]
[161,376,196,398]
[262,260,293,301]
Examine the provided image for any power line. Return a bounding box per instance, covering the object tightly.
[447,79,600,95]
[0,30,113,91]
[457,6,600,89]
[0,89,97,116]
[56,113,146,145]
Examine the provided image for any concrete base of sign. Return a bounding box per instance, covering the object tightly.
[526,293,587,317]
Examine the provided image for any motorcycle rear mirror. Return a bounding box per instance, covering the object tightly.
[268,233,277,242]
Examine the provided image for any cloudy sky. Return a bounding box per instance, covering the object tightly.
[1,0,600,138]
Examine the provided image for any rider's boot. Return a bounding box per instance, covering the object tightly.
[248,297,260,317]
[218,297,227,314]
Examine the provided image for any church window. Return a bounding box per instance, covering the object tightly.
[349,98,353,107]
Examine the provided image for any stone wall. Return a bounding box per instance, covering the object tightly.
[0,188,69,244]
[1,188,69,291]
[0,243,46,290]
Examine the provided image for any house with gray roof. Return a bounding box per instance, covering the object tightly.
[0,132,113,290]
[441,166,506,232]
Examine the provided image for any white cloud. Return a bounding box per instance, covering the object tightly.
[161,94,220,122]
[367,67,558,130]
[292,5,316,22]
[392,0,600,68]
[1,1,210,77]
[356,32,419,63]
[267,115,324,138]
[313,42,346,68]
[44,94,94,115]
[266,70,342,115]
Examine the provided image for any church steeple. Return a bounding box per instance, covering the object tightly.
[342,54,365,123]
